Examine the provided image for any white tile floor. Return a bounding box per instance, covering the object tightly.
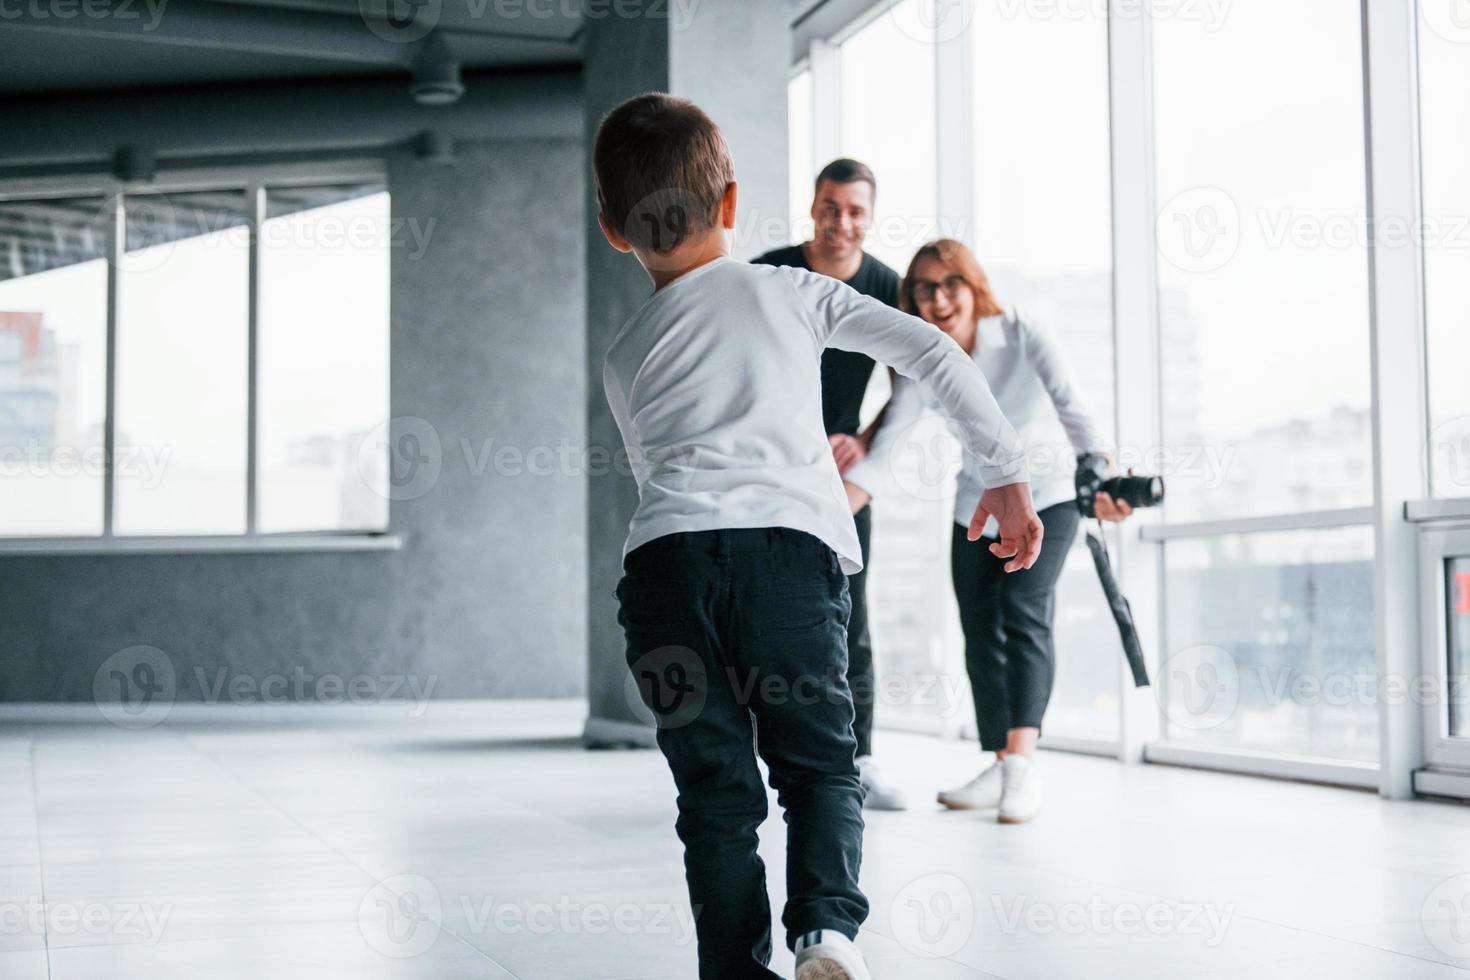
[3,703,1470,979]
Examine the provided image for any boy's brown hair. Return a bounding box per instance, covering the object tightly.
[593,92,735,254]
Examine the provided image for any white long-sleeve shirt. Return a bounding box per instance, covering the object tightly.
[845,308,1110,534]
[602,256,1028,574]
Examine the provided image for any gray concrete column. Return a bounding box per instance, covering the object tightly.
[583,0,790,745]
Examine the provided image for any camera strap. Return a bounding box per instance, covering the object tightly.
[1083,521,1150,688]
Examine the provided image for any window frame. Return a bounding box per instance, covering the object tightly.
[793,0,1465,796]
[0,160,398,554]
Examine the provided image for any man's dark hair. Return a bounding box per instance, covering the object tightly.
[593,92,735,253]
[814,158,877,196]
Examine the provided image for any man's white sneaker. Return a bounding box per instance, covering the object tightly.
[857,755,907,811]
[936,759,1004,810]
[997,754,1043,824]
[794,929,871,980]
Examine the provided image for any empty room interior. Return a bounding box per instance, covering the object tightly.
[4,0,1470,977]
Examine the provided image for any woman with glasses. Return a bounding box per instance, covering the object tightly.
[845,238,1133,823]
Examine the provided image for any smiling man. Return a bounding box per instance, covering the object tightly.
[753,158,906,811]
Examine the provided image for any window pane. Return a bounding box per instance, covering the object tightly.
[1418,12,1470,500]
[838,3,938,272]
[1449,558,1470,739]
[0,198,108,536]
[1153,4,1372,522]
[841,0,949,730]
[971,3,1117,742]
[258,184,390,533]
[116,191,248,535]
[1161,526,1377,762]
[788,70,814,247]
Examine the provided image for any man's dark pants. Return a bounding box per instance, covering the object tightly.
[847,504,875,758]
[617,527,869,979]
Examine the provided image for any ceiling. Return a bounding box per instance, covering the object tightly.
[0,0,585,97]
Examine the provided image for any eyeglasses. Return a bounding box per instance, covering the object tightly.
[910,274,969,304]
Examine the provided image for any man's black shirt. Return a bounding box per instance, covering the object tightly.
[751,244,901,437]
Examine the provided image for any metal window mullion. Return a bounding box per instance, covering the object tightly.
[1107,3,1164,763]
[1362,0,1430,797]
[102,193,122,538]
[809,38,842,165]
[934,0,975,248]
[245,183,265,536]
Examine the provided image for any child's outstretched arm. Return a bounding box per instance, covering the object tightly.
[791,269,1043,571]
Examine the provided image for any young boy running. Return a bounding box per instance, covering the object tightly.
[594,92,1042,980]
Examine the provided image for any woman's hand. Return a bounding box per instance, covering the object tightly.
[829,433,866,475]
[1094,467,1136,523]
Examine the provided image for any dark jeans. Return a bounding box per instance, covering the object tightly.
[848,504,874,759]
[617,527,868,979]
[950,501,1080,751]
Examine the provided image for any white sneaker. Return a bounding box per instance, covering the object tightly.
[794,929,871,980]
[997,754,1043,824]
[856,755,908,811]
[936,759,1003,810]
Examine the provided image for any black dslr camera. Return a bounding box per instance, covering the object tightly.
[1074,453,1164,518]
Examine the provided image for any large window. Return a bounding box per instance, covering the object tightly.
[0,178,390,540]
[0,198,108,536]
[972,0,1118,743]
[1153,2,1372,524]
[1161,527,1377,762]
[787,69,815,247]
[1418,7,1470,502]
[1150,3,1376,763]
[838,4,938,274]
